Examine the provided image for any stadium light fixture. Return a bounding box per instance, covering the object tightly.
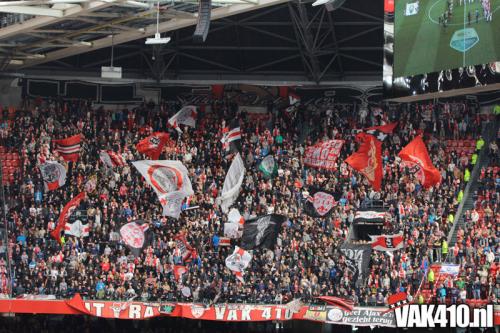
[312,0,346,11]
[145,0,170,45]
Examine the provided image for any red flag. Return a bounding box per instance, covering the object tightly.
[370,233,404,251]
[366,122,398,134]
[316,296,354,312]
[53,134,81,162]
[398,135,441,188]
[50,192,86,244]
[173,265,187,281]
[136,132,170,160]
[345,133,382,191]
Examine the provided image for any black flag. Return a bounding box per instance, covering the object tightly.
[340,243,372,287]
[304,188,342,217]
[221,119,241,155]
[241,214,286,250]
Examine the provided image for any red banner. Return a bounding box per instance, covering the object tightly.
[304,140,344,170]
[0,296,498,326]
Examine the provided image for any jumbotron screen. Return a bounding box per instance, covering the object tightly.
[394,0,499,77]
[384,0,500,99]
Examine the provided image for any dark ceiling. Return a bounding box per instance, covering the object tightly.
[13,0,384,84]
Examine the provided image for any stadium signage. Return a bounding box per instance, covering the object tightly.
[394,304,494,328]
[0,297,499,327]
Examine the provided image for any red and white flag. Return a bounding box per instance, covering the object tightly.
[132,160,194,218]
[168,105,197,133]
[370,233,404,252]
[399,135,441,188]
[39,161,66,191]
[221,127,241,152]
[174,233,194,262]
[64,219,89,238]
[136,132,170,160]
[53,134,81,162]
[225,246,252,283]
[173,265,187,281]
[316,296,354,312]
[289,92,301,105]
[304,140,344,170]
[50,192,86,244]
[219,237,231,246]
[346,133,383,191]
[99,150,126,168]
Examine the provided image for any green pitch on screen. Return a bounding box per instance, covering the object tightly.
[394,0,500,77]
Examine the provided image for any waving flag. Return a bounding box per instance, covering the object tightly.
[168,105,197,133]
[120,220,152,257]
[241,214,286,250]
[370,233,404,252]
[136,132,170,160]
[50,192,86,243]
[64,219,89,238]
[132,160,193,218]
[53,134,81,162]
[174,233,195,262]
[364,122,398,141]
[258,155,278,178]
[304,188,341,217]
[399,135,441,188]
[99,150,126,168]
[316,296,354,312]
[346,133,383,191]
[173,265,187,282]
[39,161,66,191]
[289,91,301,106]
[221,119,241,154]
[225,246,252,283]
[216,153,245,213]
[304,140,344,170]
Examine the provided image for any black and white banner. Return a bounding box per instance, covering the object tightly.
[340,243,372,287]
[241,214,286,250]
[354,208,386,225]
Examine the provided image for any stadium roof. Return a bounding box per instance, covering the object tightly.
[0,0,383,85]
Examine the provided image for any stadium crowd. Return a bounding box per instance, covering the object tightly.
[0,96,496,307]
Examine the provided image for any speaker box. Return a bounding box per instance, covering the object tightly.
[193,0,212,43]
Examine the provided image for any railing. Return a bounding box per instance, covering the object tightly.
[446,118,499,246]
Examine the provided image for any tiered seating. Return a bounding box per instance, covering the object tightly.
[445,139,476,156]
[0,146,21,185]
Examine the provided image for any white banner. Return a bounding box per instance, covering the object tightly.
[168,106,197,133]
[216,153,245,213]
[64,220,89,238]
[224,223,242,239]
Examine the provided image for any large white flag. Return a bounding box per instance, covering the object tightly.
[216,153,245,213]
[132,160,194,218]
[224,223,242,239]
[225,246,252,283]
[168,106,197,133]
[39,161,66,191]
[64,219,89,238]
